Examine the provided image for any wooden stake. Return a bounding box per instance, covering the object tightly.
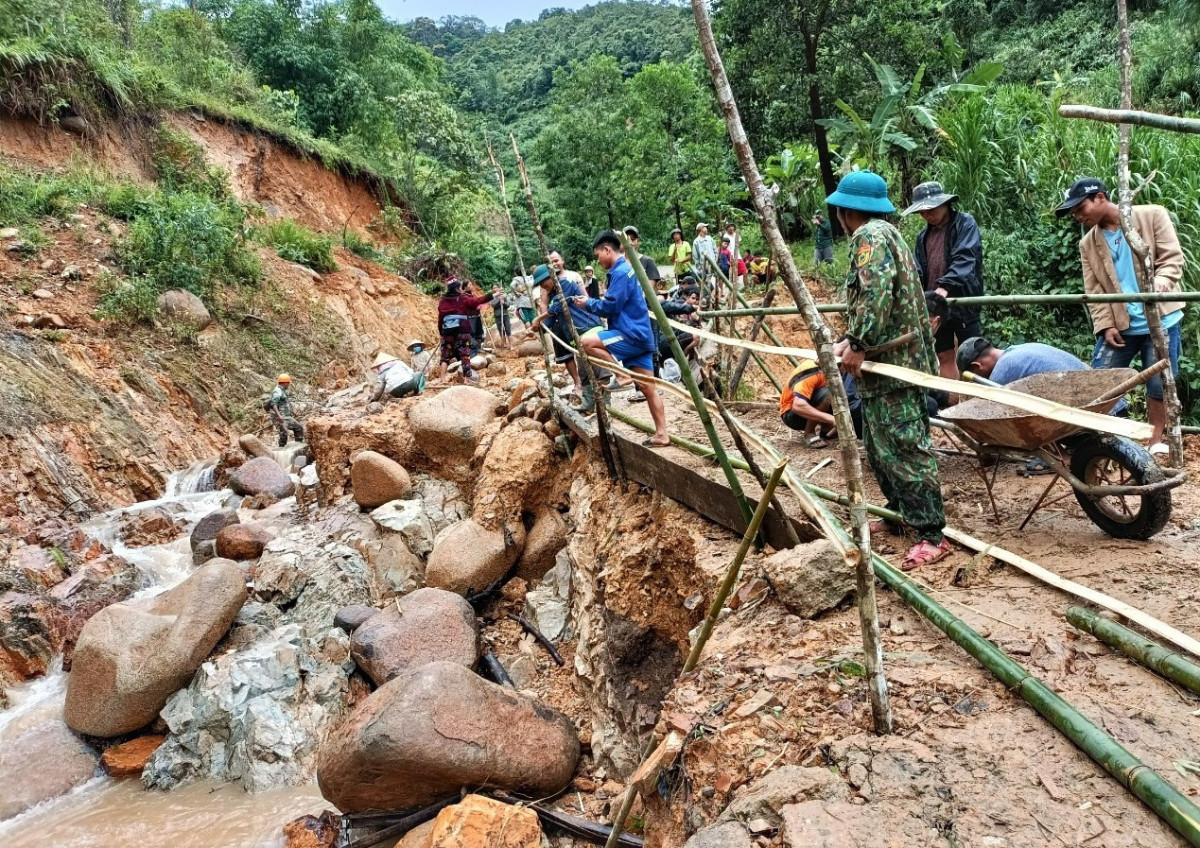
[486,141,528,279]
[510,134,623,480]
[728,287,776,395]
[689,0,893,733]
[1114,0,1184,466]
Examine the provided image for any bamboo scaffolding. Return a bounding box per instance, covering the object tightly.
[485,141,528,280]
[1113,0,1184,466]
[1068,606,1200,695]
[622,234,754,525]
[668,316,1154,441]
[701,290,1200,319]
[729,287,776,395]
[510,134,622,480]
[1057,105,1200,134]
[689,0,893,735]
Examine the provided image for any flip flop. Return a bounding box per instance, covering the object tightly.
[901,539,951,571]
[641,437,670,449]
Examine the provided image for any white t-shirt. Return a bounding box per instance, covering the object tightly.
[378,360,415,393]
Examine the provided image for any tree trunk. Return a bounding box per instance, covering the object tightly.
[690,0,893,734]
[1115,0,1184,465]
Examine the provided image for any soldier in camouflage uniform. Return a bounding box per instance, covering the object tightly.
[827,171,950,569]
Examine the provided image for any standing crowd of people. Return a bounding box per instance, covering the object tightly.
[271,169,1182,572]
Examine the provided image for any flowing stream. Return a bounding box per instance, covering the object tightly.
[0,460,328,847]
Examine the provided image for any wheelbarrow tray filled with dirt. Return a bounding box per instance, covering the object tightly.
[939,368,1137,450]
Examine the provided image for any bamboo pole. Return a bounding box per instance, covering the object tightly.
[622,234,754,525]
[683,459,789,673]
[727,315,783,392]
[510,134,622,480]
[613,397,1200,846]
[689,0,892,734]
[1068,606,1200,695]
[486,141,528,280]
[670,316,1154,441]
[729,287,776,395]
[608,395,1200,662]
[701,290,1200,318]
[1113,0,1184,467]
[706,378,802,547]
[1057,104,1200,134]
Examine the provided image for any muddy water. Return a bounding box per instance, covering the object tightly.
[0,461,331,847]
[0,780,328,848]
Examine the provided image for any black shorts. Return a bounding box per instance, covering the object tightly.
[934,311,982,354]
[551,334,575,364]
[781,410,807,431]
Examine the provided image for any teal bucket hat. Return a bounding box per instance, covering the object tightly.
[532,264,552,285]
[825,170,896,215]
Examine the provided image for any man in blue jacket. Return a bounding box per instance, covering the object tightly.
[576,230,670,447]
[905,181,984,381]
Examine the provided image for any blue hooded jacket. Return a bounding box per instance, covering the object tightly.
[583,256,654,353]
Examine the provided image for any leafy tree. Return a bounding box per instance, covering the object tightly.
[761,144,825,238]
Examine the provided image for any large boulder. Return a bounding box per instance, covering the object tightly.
[64,559,246,737]
[190,508,240,552]
[216,522,276,560]
[351,451,413,509]
[515,510,568,582]
[362,534,424,599]
[230,457,295,500]
[761,540,855,619]
[472,426,555,529]
[0,719,97,821]
[350,588,479,685]
[425,519,525,595]
[408,386,498,468]
[156,288,211,330]
[412,476,470,537]
[252,534,373,633]
[317,661,579,812]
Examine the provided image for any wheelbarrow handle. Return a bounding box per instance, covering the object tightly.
[961,371,1001,388]
[865,330,919,358]
[1090,359,1170,404]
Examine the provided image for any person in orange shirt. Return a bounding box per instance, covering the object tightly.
[779,359,863,448]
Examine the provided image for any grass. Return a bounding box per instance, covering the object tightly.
[252,218,337,273]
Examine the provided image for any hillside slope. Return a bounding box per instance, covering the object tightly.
[0,115,435,524]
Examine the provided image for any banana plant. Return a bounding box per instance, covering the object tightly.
[818,54,1002,189]
[762,143,824,236]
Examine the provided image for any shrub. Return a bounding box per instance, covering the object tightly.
[113,192,259,307]
[253,218,337,272]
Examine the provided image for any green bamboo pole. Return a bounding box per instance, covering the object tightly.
[729,317,783,392]
[683,459,789,674]
[1068,606,1200,696]
[1057,105,1200,135]
[703,290,1200,319]
[605,405,750,467]
[622,234,754,525]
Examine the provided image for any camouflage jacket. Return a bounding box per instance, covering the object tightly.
[266,385,293,418]
[844,218,937,397]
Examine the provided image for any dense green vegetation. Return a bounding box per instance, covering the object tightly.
[2,0,1199,416]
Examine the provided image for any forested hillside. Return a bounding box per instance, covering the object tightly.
[2,0,1199,413]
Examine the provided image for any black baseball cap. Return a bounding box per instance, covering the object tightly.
[956,336,993,375]
[1054,177,1108,217]
[623,225,640,238]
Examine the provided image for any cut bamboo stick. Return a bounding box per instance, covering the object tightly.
[668,317,1154,441]
[1068,606,1200,695]
[1057,105,1200,134]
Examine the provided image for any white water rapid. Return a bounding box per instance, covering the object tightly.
[0,461,327,847]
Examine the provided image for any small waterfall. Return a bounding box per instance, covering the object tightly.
[164,460,217,499]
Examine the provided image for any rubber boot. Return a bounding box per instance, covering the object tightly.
[573,384,595,414]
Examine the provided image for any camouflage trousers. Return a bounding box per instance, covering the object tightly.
[861,387,945,544]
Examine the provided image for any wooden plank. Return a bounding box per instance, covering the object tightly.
[613,433,816,548]
[549,394,813,547]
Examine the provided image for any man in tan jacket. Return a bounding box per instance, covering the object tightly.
[1055,177,1185,453]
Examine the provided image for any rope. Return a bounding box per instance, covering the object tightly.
[657,315,1152,442]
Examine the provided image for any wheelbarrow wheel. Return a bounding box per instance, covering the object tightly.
[1069,435,1171,540]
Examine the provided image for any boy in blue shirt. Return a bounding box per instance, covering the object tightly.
[575,231,670,447]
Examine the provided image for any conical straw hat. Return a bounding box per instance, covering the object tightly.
[372,352,399,368]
